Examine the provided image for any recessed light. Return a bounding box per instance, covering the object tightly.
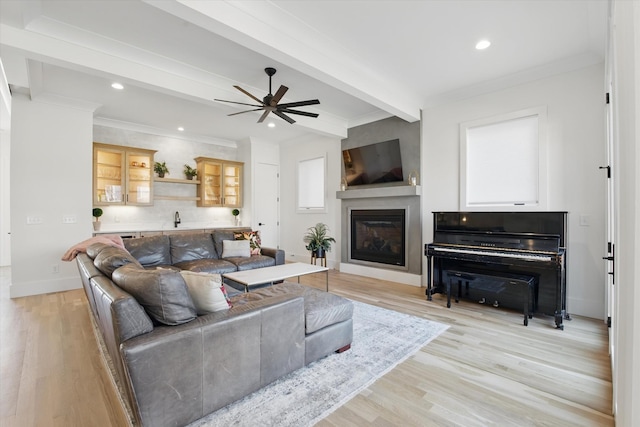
[177,127,184,132]
[267,122,275,128]
[475,40,491,50]
[111,82,124,90]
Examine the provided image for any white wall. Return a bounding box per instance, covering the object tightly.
[0,58,11,267]
[279,134,342,267]
[422,63,606,319]
[10,94,93,297]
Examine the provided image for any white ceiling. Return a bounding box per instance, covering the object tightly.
[0,0,607,144]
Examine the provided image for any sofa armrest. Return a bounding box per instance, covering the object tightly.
[120,294,304,427]
[260,246,285,265]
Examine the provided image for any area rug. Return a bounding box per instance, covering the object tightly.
[92,300,448,427]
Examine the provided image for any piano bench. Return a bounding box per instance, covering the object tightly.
[445,270,536,326]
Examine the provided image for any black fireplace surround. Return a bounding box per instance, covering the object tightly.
[350,209,406,267]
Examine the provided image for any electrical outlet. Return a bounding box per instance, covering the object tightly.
[62,215,77,224]
[26,216,43,225]
[52,264,59,274]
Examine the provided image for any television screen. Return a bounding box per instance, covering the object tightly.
[342,139,403,186]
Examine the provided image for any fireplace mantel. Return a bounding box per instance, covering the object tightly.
[336,185,421,200]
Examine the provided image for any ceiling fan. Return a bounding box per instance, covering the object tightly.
[214,67,320,124]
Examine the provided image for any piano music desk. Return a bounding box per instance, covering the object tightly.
[445,270,537,326]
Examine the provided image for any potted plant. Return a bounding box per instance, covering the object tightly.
[154,161,169,178]
[232,208,240,226]
[184,164,198,180]
[303,223,336,258]
[92,207,103,232]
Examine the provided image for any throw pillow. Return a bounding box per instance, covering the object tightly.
[221,239,251,258]
[180,271,231,314]
[233,230,262,255]
[112,264,197,326]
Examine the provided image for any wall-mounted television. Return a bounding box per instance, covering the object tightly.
[342,139,403,186]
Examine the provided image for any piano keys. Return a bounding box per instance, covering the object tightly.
[425,211,569,329]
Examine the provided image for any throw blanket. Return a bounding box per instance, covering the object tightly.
[61,235,126,261]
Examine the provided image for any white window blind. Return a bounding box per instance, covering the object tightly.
[297,156,326,211]
[460,107,547,210]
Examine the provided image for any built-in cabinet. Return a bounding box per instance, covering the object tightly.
[195,157,243,208]
[93,143,156,206]
[93,145,243,207]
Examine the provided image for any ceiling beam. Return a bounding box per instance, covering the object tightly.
[0,22,348,137]
[146,0,422,122]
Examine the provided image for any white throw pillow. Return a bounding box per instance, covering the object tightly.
[179,271,230,314]
[221,239,251,258]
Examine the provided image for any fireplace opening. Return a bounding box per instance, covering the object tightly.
[350,209,405,267]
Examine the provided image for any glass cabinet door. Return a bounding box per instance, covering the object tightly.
[94,146,125,205]
[126,151,153,205]
[94,143,155,206]
[223,163,242,207]
[196,157,242,207]
[197,159,222,207]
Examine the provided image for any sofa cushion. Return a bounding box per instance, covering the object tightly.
[221,239,251,258]
[93,245,143,278]
[112,264,197,326]
[229,255,276,271]
[234,231,262,255]
[243,282,353,334]
[170,233,217,263]
[180,271,231,315]
[124,235,171,267]
[173,258,238,274]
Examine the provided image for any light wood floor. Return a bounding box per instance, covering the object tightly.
[0,266,613,427]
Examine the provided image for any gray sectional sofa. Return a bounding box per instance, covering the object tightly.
[75,228,353,427]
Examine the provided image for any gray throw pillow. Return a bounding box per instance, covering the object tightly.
[93,246,143,278]
[112,264,197,326]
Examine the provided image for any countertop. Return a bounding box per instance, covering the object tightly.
[94,221,241,234]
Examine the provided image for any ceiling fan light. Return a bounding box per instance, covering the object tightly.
[111,82,124,90]
[268,122,275,128]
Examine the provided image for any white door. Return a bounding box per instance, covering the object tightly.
[254,163,279,248]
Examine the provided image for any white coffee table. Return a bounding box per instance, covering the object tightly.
[222,262,329,292]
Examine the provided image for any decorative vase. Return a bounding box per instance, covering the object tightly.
[93,221,101,231]
[234,216,241,226]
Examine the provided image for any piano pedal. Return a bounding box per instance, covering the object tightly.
[478,298,486,304]
[493,300,499,308]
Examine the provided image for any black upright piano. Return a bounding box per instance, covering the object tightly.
[425,211,569,329]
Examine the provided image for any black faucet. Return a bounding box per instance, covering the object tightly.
[174,211,181,228]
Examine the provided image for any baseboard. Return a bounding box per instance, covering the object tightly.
[339,263,422,287]
[10,276,80,298]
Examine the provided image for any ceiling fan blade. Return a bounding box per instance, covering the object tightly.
[257,110,271,123]
[280,109,319,118]
[270,85,289,106]
[277,99,320,108]
[214,99,263,108]
[228,108,264,116]
[274,110,296,124]
[234,85,265,105]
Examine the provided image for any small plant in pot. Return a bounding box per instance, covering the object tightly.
[154,161,169,178]
[184,164,198,180]
[231,208,240,226]
[92,208,103,232]
[303,223,336,258]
